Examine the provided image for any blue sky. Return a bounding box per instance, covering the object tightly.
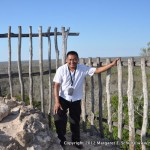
[0,0,150,61]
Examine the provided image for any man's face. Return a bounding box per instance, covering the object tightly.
[66,54,79,69]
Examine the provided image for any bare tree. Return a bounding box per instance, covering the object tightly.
[140,42,150,56]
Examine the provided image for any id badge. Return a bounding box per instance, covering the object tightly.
[68,87,74,96]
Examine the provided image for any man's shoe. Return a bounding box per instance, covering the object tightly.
[74,144,84,149]
[73,142,84,149]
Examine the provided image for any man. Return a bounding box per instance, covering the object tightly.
[53,51,119,149]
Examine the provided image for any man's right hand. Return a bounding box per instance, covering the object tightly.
[53,101,63,114]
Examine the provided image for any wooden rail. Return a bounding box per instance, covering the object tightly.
[0,32,79,38]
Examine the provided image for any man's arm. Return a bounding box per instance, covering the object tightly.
[53,82,63,114]
[94,58,119,74]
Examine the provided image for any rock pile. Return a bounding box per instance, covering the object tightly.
[0,96,62,150]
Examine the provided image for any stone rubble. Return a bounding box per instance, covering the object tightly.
[0,96,62,150]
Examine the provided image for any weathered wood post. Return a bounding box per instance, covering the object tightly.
[97,57,104,138]
[38,26,44,113]
[117,58,123,140]
[64,27,70,59]
[141,58,148,150]
[89,58,95,135]
[47,27,53,127]
[61,27,69,65]
[62,27,66,65]
[8,26,13,98]
[54,27,59,69]
[81,58,87,132]
[29,26,33,107]
[106,58,112,136]
[18,26,24,101]
[127,58,135,150]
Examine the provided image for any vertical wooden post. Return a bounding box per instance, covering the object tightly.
[141,58,148,150]
[54,28,59,69]
[117,58,123,140]
[127,58,135,150]
[18,26,24,101]
[89,58,95,135]
[61,27,70,65]
[38,26,44,113]
[64,27,70,59]
[47,27,53,127]
[62,27,66,65]
[81,58,87,132]
[106,58,112,136]
[97,57,104,138]
[29,26,33,107]
[8,26,13,98]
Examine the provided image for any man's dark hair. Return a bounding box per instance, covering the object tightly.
[66,51,79,58]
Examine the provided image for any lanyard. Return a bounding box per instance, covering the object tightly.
[68,66,76,86]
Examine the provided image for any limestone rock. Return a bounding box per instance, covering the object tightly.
[0,103,10,121]
[4,99,18,109]
[0,97,61,150]
[11,107,20,115]
[16,131,34,147]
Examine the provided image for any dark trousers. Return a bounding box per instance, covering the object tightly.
[54,97,81,145]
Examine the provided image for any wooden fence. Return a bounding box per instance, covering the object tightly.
[80,57,150,150]
[0,27,150,150]
[0,26,79,112]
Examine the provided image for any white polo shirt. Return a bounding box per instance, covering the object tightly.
[53,63,96,102]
